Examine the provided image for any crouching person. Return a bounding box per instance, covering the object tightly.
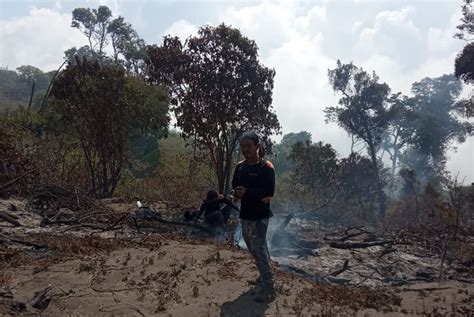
[196,190,238,226]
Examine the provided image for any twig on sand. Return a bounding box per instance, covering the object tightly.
[99,304,146,317]
[88,273,142,293]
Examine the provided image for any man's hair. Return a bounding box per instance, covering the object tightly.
[240,131,265,158]
[240,131,260,144]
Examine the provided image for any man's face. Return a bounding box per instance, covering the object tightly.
[240,139,258,160]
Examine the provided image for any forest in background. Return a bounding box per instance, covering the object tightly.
[0,1,473,229]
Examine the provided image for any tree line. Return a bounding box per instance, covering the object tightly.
[1,2,472,226]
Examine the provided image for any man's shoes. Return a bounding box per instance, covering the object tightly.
[253,287,276,303]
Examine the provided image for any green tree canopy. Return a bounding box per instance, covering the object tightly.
[455,0,474,41]
[325,60,395,218]
[399,74,471,185]
[270,131,312,174]
[69,5,146,75]
[289,140,340,211]
[50,57,169,197]
[146,24,280,192]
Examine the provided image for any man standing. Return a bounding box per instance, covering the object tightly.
[232,131,276,302]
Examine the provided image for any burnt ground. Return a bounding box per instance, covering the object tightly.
[1,197,473,316]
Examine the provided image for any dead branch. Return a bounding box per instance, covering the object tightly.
[133,217,141,233]
[0,233,46,249]
[344,226,365,235]
[274,192,340,232]
[325,276,351,285]
[0,168,40,193]
[0,211,21,227]
[59,222,124,234]
[330,260,350,277]
[329,240,394,249]
[28,185,114,217]
[355,271,379,286]
[89,273,142,293]
[98,304,146,317]
[2,210,18,219]
[102,214,127,232]
[338,231,367,242]
[378,245,396,259]
[138,217,213,233]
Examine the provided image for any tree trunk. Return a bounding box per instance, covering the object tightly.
[217,172,225,194]
[81,141,97,197]
[365,131,386,219]
[216,150,225,193]
[223,150,234,193]
[390,128,400,175]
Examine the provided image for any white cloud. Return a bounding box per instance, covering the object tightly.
[162,19,198,41]
[218,1,345,148]
[214,1,472,180]
[447,138,474,184]
[0,7,87,71]
[355,7,424,67]
[352,6,462,95]
[427,13,461,56]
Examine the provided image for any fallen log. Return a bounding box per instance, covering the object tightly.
[0,211,21,227]
[329,240,394,249]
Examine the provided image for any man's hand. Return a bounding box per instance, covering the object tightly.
[218,194,224,200]
[234,186,246,199]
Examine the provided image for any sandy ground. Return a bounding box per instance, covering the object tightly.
[2,235,472,316]
[1,198,473,316]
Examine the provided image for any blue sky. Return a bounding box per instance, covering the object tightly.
[1,0,472,181]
